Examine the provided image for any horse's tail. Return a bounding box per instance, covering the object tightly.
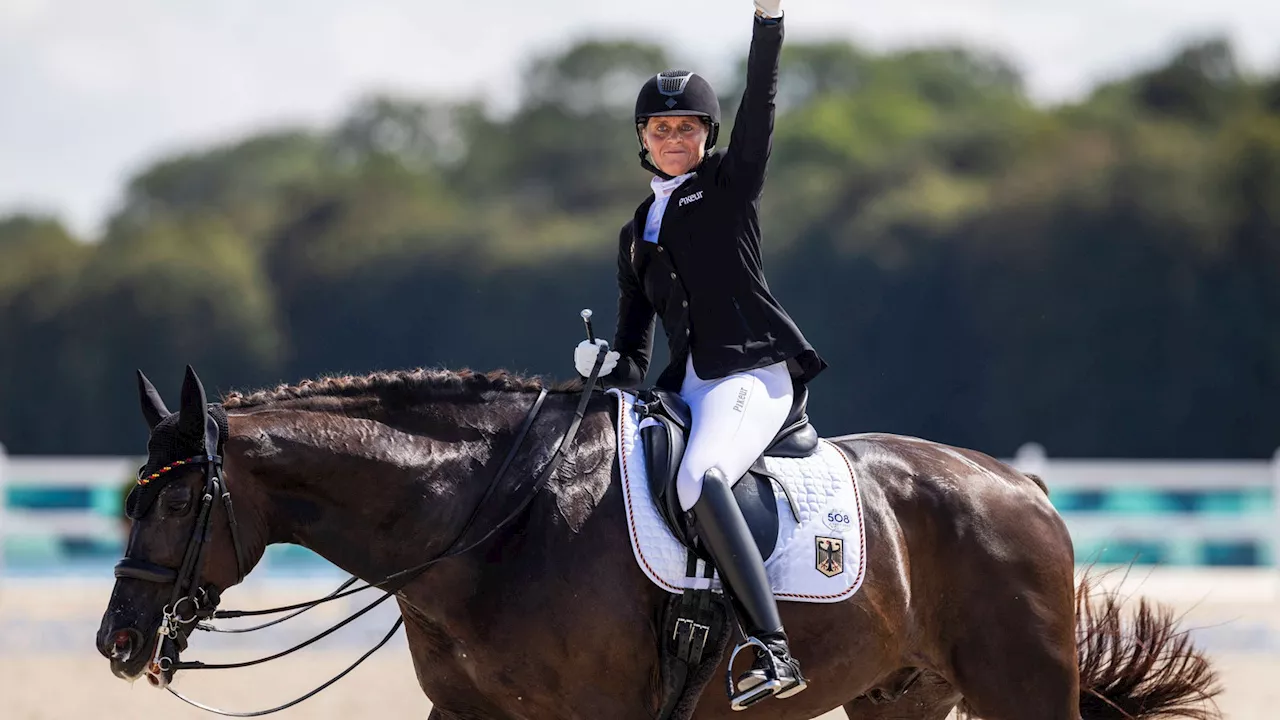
[1073,569,1222,719]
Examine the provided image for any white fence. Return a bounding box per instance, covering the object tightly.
[1,442,1278,574]
[1010,444,1280,565]
[0,443,138,579]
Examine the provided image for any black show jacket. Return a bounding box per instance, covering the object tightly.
[603,15,827,392]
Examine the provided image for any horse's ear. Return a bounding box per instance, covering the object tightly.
[137,369,170,430]
[204,412,222,460]
[178,365,209,442]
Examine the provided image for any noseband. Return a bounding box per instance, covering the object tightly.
[114,450,249,680]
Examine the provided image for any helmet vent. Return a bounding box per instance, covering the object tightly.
[657,71,694,96]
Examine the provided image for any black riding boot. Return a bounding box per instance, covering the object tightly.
[690,468,807,710]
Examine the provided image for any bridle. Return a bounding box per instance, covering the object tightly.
[114,409,250,684]
[111,349,610,717]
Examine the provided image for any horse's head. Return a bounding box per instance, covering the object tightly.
[95,366,254,687]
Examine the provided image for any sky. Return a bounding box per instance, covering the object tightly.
[3,0,1279,238]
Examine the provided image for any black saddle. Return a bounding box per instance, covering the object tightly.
[636,378,819,564]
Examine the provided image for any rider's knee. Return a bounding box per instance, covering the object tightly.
[701,466,729,490]
[678,465,727,511]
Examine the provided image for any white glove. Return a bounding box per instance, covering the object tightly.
[574,339,619,377]
[754,0,783,18]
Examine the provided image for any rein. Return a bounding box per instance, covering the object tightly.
[124,348,612,717]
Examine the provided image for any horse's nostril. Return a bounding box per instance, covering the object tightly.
[108,629,139,662]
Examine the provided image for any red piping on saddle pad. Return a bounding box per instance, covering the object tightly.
[619,400,686,593]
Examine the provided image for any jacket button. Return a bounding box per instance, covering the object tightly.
[682,300,688,307]
[685,328,690,336]
[670,272,677,280]
[657,246,664,253]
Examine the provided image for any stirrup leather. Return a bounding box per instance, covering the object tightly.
[725,637,807,711]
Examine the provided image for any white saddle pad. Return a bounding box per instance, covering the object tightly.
[608,388,866,604]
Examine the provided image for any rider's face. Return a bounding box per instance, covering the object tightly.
[642,116,708,177]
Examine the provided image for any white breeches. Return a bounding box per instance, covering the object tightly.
[667,354,794,511]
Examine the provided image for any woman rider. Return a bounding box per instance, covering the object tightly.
[573,0,826,707]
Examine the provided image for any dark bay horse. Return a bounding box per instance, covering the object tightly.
[97,366,1221,719]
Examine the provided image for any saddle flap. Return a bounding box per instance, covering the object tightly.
[639,415,779,562]
[732,472,779,561]
[641,415,693,547]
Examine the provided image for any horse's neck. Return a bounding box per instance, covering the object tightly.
[226,397,540,584]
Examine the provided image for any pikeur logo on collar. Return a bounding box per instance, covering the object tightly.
[678,190,704,207]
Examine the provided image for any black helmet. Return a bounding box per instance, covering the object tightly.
[634,70,721,177]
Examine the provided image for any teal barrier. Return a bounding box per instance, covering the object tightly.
[2,448,1276,575]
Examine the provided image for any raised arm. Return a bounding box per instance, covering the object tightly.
[719,3,784,197]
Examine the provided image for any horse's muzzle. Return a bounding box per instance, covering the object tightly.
[103,628,142,664]
[99,624,154,681]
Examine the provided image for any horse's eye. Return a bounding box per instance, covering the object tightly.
[166,490,192,514]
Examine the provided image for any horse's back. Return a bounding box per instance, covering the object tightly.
[826,431,1048,497]
[822,431,1076,653]
[825,431,1060,534]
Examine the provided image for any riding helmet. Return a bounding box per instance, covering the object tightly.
[634,70,721,176]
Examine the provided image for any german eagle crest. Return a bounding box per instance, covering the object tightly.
[815,536,843,578]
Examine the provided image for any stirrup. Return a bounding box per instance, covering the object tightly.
[749,644,808,700]
[724,637,806,711]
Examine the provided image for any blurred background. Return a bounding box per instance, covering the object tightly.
[1,1,1278,717]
